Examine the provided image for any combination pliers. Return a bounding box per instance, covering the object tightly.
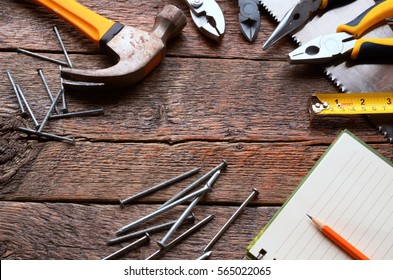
[263,0,355,49]
[184,0,225,41]
[289,0,393,63]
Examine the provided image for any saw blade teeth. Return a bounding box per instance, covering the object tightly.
[324,69,346,92]
[261,3,279,22]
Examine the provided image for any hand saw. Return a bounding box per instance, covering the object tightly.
[261,0,393,143]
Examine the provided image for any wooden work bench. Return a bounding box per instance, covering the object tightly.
[1,0,392,260]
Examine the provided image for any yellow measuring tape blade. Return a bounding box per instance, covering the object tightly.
[309,92,393,115]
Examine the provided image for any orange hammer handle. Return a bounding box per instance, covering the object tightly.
[34,0,118,46]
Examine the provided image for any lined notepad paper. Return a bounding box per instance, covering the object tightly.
[247,131,393,260]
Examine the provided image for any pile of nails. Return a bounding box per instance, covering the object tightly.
[103,160,259,260]
[5,26,104,144]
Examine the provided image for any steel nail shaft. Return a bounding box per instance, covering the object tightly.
[37,69,60,115]
[107,214,195,246]
[116,174,218,236]
[16,85,39,128]
[18,127,74,143]
[49,108,105,120]
[17,48,69,66]
[103,233,150,260]
[53,26,73,68]
[197,251,212,260]
[160,160,227,208]
[38,88,63,133]
[119,167,201,207]
[146,214,215,260]
[6,70,27,116]
[203,188,259,252]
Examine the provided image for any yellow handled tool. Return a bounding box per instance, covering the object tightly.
[34,0,123,47]
[289,0,393,63]
[309,92,393,116]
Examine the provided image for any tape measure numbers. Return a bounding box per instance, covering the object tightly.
[309,92,393,115]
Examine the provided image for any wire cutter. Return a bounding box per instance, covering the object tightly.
[263,0,355,49]
[238,0,262,42]
[289,0,393,63]
[184,0,225,41]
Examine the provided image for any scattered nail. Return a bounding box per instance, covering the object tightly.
[203,188,259,252]
[103,233,150,260]
[17,48,68,66]
[49,108,104,120]
[53,26,73,68]
[16,84,39,128]
[6,70,27,116]
[18,127,75,143]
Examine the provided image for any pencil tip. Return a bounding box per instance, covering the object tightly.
[306,214,312,220]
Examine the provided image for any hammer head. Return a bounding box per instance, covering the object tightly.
[61,5,186,91]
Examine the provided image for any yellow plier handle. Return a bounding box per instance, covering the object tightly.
[337,0,393,60]
[34,0,123,47]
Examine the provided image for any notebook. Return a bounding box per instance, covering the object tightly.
[246,130,393,260]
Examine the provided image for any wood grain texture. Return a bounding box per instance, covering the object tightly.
[1,0,392,260]
[0,201,278,260]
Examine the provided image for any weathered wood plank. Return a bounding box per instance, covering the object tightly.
[1,52,385,143]
[2,141,392,204]
[0,0,292,60]
[0,201,278,260]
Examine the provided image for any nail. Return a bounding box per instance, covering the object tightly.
[158,197,201,247]
[157,171,220,247]
[203,188,259,252]
[53,26,73,68]
[107,214,195,246]
[16,84,39,128]
[146,214,215,260]
[197,251,212,260]
[37,69,60,115]
[103,233,150,260]
[38,89,63,133]
[17,48,69,66]
[6,70,27,116]
[160,160,227,209]
[18,127,75,143]
[116,182,214,236]
[59,67,68,113]
[49,108,105,120]
[119,167,201,207]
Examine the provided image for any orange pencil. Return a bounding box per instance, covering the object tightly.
[307,214,370,260]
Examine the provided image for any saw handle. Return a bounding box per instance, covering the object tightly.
[34,0,119,46]
[336,0,393,38]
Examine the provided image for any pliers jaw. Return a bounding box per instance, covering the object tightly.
[238,0,261,42]
[263,0,321,49]
[187,0,225,41]
[288,32,355,64]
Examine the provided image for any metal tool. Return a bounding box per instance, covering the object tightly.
[263,0,354,49]
[119,167,201,207]
[238,0,262,42]
[203,188,259,252]
[18,127,75,143]
[160,160,227,208]
[289,0,393,64]
[103,233,150,260]
[157,196,201,247]
[116,171,218,235]
[309,92,393,116]
[6,70,27,116]
[34,1,187,91]
[53,26,73,68]
[146,214,214,260]
[16,85,40,128]
[17,48,69,66]
[107,214,195,246]
[184,0,225,41]
[197,251,212,260]
[262,0,393,143]
[38,69,61,115]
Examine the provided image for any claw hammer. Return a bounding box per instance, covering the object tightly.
[34,0,187,90]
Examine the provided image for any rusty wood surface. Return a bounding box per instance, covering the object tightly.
[1,0,392,260]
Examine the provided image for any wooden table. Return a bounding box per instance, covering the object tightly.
[1,0,392,260]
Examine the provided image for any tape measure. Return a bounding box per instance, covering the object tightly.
[309,92,393,116]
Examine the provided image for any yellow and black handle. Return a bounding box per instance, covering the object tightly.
[34,0,124,48]
[336,0,393,60]
[319,0,355,10]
